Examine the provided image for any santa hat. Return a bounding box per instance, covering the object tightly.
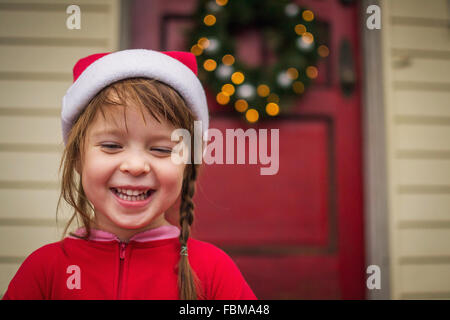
[61,49,209,145]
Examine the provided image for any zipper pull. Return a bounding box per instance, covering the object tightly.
[119,242,127,260]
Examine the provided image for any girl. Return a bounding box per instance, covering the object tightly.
[3,49,256,300]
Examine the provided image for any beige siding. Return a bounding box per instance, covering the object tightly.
[382,0,450,299]
[0,0,120,296]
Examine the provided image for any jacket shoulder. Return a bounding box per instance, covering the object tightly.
[2,241,63,300]
[187,238,257,300]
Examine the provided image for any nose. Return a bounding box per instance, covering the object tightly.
[119,153,151,176]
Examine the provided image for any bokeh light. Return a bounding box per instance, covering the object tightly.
[287,68,299,80]
[235,99,248,112]
[216,0,228,6]
[306,66,318,79]
[267,93,280,103]
[293,81,305,94]
[222,54,235,66]
[302,10,314,22]
[294,24,307,35]
[216,92,230,105]
[231,71,245,84]
[318,45,330,57]
[198,37,210,49]
[203,59,217,71]
[190,44,203,56]
[204,14,216,26]
[222,83,235,96]
[266,103,280,116]
[245,109,259,123]
[257,84,270,97]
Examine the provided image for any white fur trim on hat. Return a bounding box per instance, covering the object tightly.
[61,49,209,145]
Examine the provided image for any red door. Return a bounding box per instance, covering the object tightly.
[132,0,365,299]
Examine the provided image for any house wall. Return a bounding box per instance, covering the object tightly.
[381,0,450,299]
[0,0,121,296]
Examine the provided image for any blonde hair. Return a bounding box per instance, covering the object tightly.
[56,78,205,299]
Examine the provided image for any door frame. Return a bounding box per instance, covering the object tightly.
[360,0,391,300]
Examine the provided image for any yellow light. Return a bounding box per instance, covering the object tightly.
[235,99,248,112]
[245,109,259,123]
[287,68,299,80]
[294,24,306,35]
[306,66,318,79]
[204,14,216,26]
[222,54,235,66]
[318,45,330,57]
[267,93,279,103]
[222,83,235,96]
[257,84,270,97]
[302,32,314,44]
[216,92,230,105]
[190,44,203,56]
[216,0,228,6]
[302,10,314,22]
[203,59,217,71]
[231,72,245,85]
[266,103,280,116]
[198,37,210,49]
[292,81,305,94]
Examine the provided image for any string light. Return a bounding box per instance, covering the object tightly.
[198,37,210,49]
[267,93,279,103]
[216,92,230,105]
[292,81,305,94]
[306,66,318,79]
[203,59,217,71]
[235,99,248,112]
[302,32,314,44]
[266,103,280,116]
[222,54,235,66]
[231,71,245,85]
[287,68,299,80]
[245,109,259,123]
[222,83,235,96]
[204,14,216,26]
[318,45,330,57]
[216,0,228,6]
[257,84,270,97]
[190,44,203,56]
[302,10,314,22]
[294,24,306,35]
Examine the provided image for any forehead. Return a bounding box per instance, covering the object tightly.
[88,104,175,137]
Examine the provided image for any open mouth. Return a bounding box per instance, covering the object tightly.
[110,188,153,202]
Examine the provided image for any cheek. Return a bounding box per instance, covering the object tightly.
[156,162,186,192]
[81,151,114,187]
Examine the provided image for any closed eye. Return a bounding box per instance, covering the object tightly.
[151,148,172,154]
[101,143,121,149]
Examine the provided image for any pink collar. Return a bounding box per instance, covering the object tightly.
[68,225,180,243]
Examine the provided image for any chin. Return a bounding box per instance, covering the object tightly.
[109,214,154,230]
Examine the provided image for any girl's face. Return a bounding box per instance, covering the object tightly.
[80,100,186,241]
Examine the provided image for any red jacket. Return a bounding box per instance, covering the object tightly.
[2,225,257,300]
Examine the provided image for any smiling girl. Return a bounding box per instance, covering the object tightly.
[3,49,256,300]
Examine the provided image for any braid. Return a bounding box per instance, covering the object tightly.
[177,163,204,300]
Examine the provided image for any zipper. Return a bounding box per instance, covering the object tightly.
[116,242,127,299]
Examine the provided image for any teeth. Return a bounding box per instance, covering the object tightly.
[114,189,151,201]
[115,188,148,196]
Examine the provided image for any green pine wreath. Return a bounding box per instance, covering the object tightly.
[186,0,327,123]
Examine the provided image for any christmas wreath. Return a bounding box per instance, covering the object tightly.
[186,0,328,123]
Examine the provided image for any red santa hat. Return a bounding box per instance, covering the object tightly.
[61,49,209,145]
